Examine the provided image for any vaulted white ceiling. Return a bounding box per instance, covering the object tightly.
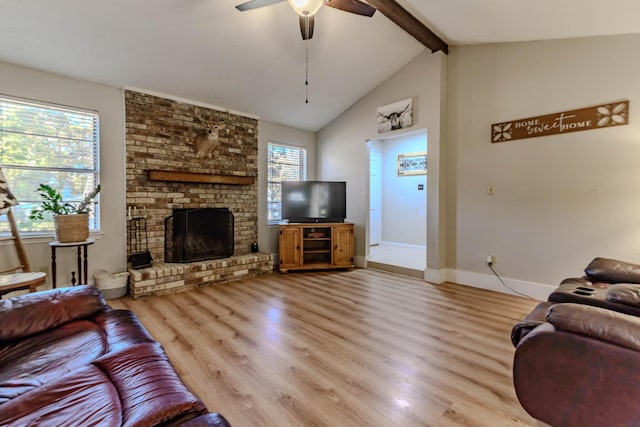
[0,0,638,131]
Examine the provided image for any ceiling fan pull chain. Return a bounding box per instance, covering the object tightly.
[305,39,309,104]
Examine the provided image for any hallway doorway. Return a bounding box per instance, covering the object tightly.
[367,131,427,276]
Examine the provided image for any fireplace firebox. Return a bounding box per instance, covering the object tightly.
[164,208,234,263]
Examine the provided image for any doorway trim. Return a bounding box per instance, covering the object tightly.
[369,151,382,246]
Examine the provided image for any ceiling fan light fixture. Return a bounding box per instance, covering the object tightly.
[287,0,324,17]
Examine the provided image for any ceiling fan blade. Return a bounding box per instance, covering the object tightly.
[235,0,285,12]
[299,15,315,40]
[325,0,376,17]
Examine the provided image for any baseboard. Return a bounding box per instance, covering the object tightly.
[447,269,554,301]
[425,268,446,284]
[424,267,552,300]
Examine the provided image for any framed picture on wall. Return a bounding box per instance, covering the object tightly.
[377,98,413,133]
[397,152,427,176]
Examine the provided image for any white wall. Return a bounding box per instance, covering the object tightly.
[380,133,427,245]
[447,34,640,298]
[257,121,317,259]
[318,50,447,270]
[0,61,126,289]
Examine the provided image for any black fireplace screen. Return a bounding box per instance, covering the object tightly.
[164,208,234,263]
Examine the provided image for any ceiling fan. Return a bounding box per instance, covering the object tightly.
[235,0,376,40]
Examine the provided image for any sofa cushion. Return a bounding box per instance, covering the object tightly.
[0,365,122,426]
[0,286,106,342]
[93,342,207,427]
[606,283,640,307]
[584,257,640,284]
[0,319,108,404]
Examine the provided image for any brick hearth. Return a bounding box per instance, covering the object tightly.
[125,90,272,298]
[128,253,273,299]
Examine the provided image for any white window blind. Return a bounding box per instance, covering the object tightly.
[0,96,100,234]
[267,142,306,223]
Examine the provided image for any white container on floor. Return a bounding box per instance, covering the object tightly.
[94,270,129,299]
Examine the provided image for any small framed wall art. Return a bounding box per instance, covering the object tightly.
[397,152,427,176]
[377,98,413,133]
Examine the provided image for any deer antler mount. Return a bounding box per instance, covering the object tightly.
[193,107,230,159]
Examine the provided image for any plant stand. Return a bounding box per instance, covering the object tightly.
[49,238,94,288]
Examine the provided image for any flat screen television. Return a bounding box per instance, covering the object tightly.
[281,181,347,223]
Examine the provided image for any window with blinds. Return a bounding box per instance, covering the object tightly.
[0,96,100,234]
[267,142,306,223]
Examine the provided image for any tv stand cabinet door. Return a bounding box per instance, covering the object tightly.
[332,223,354,268]
[279,226,302,271]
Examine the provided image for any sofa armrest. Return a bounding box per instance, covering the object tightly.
[0,286,106,342]
[584,257,640,283]
[545,302,640,351]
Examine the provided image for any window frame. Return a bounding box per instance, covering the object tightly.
[267,141,307,225]
[0,94,101,236]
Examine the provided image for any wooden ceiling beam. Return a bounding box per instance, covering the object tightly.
[366,0,448,54]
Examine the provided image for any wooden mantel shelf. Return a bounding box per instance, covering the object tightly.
[147,170,255,185]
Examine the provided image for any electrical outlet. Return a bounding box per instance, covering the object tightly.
[486,255,495,266]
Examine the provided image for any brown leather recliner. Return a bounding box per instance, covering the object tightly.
[0,286,231,426]
[512,258,640,427]
[514,303,640,427]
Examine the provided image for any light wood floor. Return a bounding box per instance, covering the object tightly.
[110,268,540,427]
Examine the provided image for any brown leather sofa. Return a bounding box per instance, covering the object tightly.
[512,258,640,427]
[0,286,231,427]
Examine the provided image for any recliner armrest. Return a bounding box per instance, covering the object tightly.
[511,301,553,346]
[546,303,640,351]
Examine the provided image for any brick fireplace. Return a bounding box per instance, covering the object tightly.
[125,90,272,298]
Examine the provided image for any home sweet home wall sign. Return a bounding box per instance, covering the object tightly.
[491,100,629,143]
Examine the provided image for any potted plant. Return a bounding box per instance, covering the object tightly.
[29,184,101,243]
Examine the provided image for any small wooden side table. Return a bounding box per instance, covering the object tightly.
[49,238,95,288]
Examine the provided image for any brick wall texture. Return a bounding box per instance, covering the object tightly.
[125,90,259,263]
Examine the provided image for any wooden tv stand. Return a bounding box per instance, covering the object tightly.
[278,222,354,273]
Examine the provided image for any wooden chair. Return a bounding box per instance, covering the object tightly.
[0,208,46,298]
